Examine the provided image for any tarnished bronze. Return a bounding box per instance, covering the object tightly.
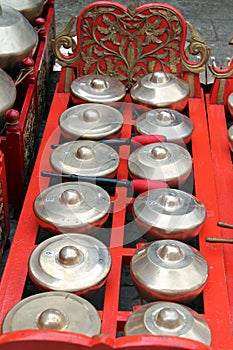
[28,233,111,295]
[1,291,101,336]
[59,103,123,140]
[133,188,206,241]
[124,301,212,346]
[128,142,192,187]
[130,71,189,110]
[50,140,119,177]
[33,182,110,233]
[130,240,208,303]
[70,74,126,103]
[135,108,193,144]
[0,4,38,76]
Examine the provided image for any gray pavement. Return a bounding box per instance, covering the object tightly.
[54,0,233,66]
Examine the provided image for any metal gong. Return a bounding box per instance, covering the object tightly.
[28,233,111,295]
[128,142,192,187]
[130,71,189,110]
[0,68,17,124]
[70,74,126,103]
[59,103,123,140]
[50,140,119,177]
[1,291,101,336]
[0,4,38,76]
[133,188,206,241]
[33,182,110,233]
[228,92,233,117]
[130,239,208,303]
[124,301,212,346]
[135,108,193,144]
[228,124,233,152]
[0,0,44,23]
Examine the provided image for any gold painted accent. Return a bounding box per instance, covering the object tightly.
[183,22,210,73]
[64,67,73,93]
[52,16,77,66]
[53,3,209,87]
[208,63,233,78]
[217,79,227,105]
[187,72,195,98]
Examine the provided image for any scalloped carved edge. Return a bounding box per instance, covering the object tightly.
[182,22,210,73]
[52,7,210,74]
[52,16,78,66]
[208,59,233,78]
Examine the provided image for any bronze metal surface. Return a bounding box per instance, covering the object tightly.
[130,71,189,110]
[0,0,44,23]
[135,108,193,144]
[1,291,101,336]
[0,69,17,121]
[228,125,233,152]
[70,74,126,103]
[228,92,233,117]
[124,301,211,345]
[128,142,192,187]
[130,240,208,303]
[28,233,111,294]
[0,4,38,76]
[50,140,119,177]
[33,181,110,233]
[59,103,123,140]
[133,188,206,241]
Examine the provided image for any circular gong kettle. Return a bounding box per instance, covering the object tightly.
[124,301,212,346]
[1,291,101,336]
[128,142,192,187]
[0,0,44,23]
[28,233,111,295]
[0,4,38,76]
[135,108,193,144]
[70,74,126,103]
[130,71,189,111]
[59,103,123,140]
[132,188,206,241]
[50,140,119,178]
[130,240,208,303]
[33,182,110,233]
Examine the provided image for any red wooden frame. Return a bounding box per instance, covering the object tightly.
[205,61,233,342]
[0,86,229,348]
[0,151,10,262]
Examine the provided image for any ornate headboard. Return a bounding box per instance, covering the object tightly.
[53,1,210,95]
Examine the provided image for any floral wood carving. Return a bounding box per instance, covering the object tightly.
[53,2,210,87]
